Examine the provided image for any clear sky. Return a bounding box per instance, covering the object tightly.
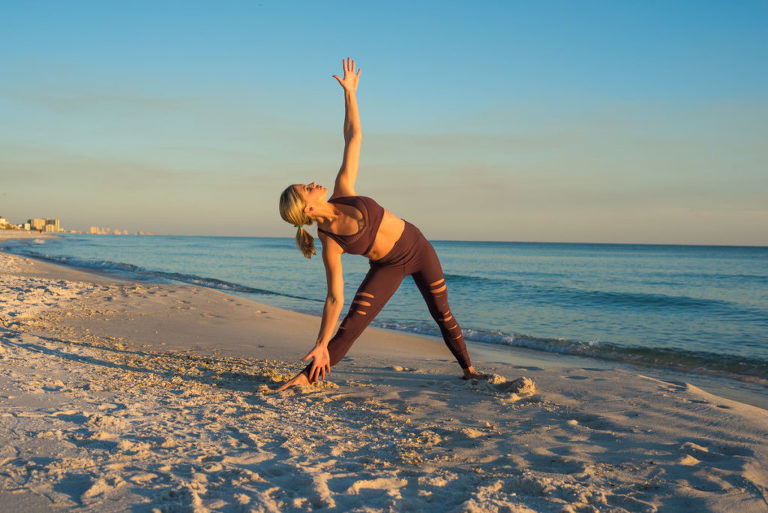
[1,0,766,244]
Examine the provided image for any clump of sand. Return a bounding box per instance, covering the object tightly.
[467,373,536,402]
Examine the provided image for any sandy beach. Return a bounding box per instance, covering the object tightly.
[1,247,767,513]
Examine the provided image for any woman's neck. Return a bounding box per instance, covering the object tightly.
[311,202,342,226]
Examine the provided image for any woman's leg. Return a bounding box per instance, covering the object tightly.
[303,262,406,381]
[409,237,472,369]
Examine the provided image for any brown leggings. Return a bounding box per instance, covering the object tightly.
[304,221,471,381]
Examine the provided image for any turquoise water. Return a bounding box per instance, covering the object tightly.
[3,234,767,382]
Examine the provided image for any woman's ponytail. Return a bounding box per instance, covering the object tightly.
[295,226,317,259]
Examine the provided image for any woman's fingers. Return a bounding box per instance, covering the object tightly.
[310,362,319,381]
[315,358,329,381]
[342,57,356,75]
[302,346,330,382]
[314,362,329,381]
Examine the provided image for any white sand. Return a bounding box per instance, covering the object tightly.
[1,251,767,513]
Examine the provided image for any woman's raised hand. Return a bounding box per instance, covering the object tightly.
[332,57,361,92]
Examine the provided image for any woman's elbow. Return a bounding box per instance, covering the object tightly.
[345,132,362,144]
[327,294,344,306]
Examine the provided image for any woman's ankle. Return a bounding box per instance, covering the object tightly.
[462,366,489,380]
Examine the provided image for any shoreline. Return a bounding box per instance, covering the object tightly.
[0,230,56,239]
[2,250,768,512]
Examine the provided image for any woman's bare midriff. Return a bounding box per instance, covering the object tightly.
[365,210,405,261]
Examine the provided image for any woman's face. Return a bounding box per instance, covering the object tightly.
[295,182,327,205]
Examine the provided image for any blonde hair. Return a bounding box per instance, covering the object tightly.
[279,185,317,259]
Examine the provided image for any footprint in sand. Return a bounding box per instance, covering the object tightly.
[81,475,126,502]
[346,477,408,496]
[680,440,754,461]
[129,472,158,483]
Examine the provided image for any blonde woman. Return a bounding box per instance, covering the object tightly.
[277,58,485,390]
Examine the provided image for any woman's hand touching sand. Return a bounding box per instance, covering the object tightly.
[303,344,331,382]
[275,344,330,392]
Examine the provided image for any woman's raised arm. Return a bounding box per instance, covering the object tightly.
[331,57,362,198]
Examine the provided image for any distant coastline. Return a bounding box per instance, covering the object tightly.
[0,230,54,240]
[0,215,152,236]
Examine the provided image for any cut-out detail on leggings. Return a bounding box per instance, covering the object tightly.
[429,279,445,287]
[358,292,375,298]
[356,310,367,315]
[448,323,459,330]
[352,300,372,307]
[431,284,447,294]
[441,313,453,323]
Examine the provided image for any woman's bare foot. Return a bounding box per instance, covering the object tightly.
[276,371,310,392]
[462,366,489,380]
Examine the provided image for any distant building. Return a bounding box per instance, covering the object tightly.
[0,216,8,228]
[27,218,62,232]
[28,218,46,231]
[89,225,128,235]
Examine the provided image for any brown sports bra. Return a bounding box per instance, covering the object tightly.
[317,195,385,255]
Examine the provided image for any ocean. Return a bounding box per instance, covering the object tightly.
[3,234,767,386]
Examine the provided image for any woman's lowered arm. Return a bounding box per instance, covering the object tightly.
[301,234,345,381]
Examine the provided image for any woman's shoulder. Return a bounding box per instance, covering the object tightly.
[329,194,371,208]
[329,193,361,202]
[329,194,382,204]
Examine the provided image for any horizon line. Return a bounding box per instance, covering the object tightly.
[43,232,768,248]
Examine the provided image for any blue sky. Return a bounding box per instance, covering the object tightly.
[1,1,766,244]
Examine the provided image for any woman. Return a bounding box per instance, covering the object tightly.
[277,58,485,391]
